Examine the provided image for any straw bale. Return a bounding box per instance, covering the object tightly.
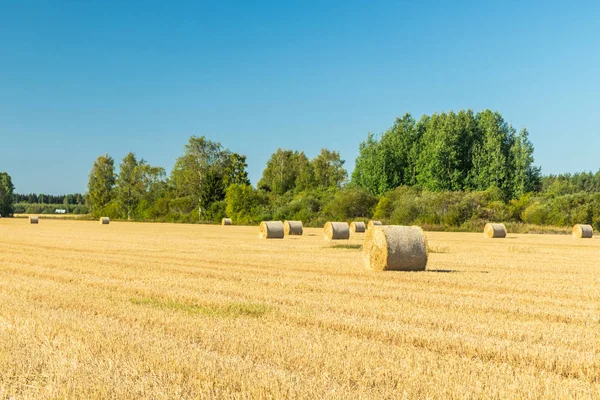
[484,223,506,238]
[363,225,428,271]
[259,221,284,239]
[324,222,350,240]
[283,220,303,236]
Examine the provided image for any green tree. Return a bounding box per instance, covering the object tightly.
[87,154,116,215]
[223,153,251,187]
[0,172,15,217]
[311,149,347,189]
[225,184,270,223]
[258,149,310,195]
[116,153,146,220]
[351,133,386,195]
[470,110,512,195]
[171,136,249,211]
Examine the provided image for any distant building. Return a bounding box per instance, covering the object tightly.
[55,209,67,214]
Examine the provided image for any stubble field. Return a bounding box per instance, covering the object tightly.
[1,219,600,399]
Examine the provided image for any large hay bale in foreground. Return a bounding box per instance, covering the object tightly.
[259,221,284,239]
[324,222,350,240]
[350,221,366,233]
[484,223,507,238]
[572,224,593,239]
[222,218,232,226]
[99,217,110,225]
[29,216,39,224]
[363,225,428,271]
[283,220,303,236]
[368,220,382,229]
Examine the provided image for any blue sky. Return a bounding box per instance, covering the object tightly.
[1,0,599,194]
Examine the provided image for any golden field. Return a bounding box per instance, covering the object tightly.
[1,219,600,399]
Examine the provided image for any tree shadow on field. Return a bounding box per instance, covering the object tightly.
[427,269,489,274]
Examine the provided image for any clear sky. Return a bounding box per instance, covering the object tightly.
[1,0,599,194]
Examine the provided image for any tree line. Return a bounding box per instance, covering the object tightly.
[3,109,600,230]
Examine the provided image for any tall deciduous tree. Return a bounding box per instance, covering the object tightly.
[258,149,310,195]
[116,152,146,220]
[0,172,15,217]
[311,149,347,189]
[87,154,116,215]
[171,136,249,210]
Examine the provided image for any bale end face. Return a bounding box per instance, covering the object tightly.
[572,224,593,239]
[324,222,350,240]
[259,221,284,239]
[99,217,110,225]
[222,218,232,226]
[29,216,39,224]
[363,225,427,271]
[484,223,506,238]
[283,220,303,236]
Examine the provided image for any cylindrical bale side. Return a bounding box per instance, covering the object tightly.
[350,221,366,233]
[324,222,350,240]
[29,216,39,224]
[259,221,284,239]
[283,220,303,236]
[363,225,428,271]
[99,217,110,225]
[368,220,383,229]
[222,218,233,226]
[572,224,593,239]
[484,223,507,238]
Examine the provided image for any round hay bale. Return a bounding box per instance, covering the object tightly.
[259,221,284,239]
[324,222,350,240]
[222,218,232,226]
[368,220,383,229]
[363,225,428,271]
[283,220,303,236]
[99,217,110,225]
[572,224,593,239]
[484,223,506,238]
[29,216,39,224]
[350,221,366,233]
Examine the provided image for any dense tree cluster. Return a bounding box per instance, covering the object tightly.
[352,111,541,199]
[9,109,600,231]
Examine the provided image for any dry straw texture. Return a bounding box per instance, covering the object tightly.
[572,224,593,239]
[368,220,382,229]
[222,218,233,226]
[258,221,284,239]
[484,223,507,238]
[99,217,110,225]
[28,216,39,224]
[3,220,600,398]
[283,220,303,236]
[324,222,350,240]
[363,225,428,271]
[350,221,366,233]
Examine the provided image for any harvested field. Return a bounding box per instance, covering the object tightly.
[1,219,600,398]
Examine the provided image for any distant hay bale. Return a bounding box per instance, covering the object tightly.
[324,222,350,240]
[350,221,366,233]
[484,223,507,238]
[99,217,110,225]
[363,225,428,271]
[29,216,39,224]
[222,218,232,226]
[283,220,303,236]
[368,220,383,229]
[259,221,284,239]
[572,224,593,239]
